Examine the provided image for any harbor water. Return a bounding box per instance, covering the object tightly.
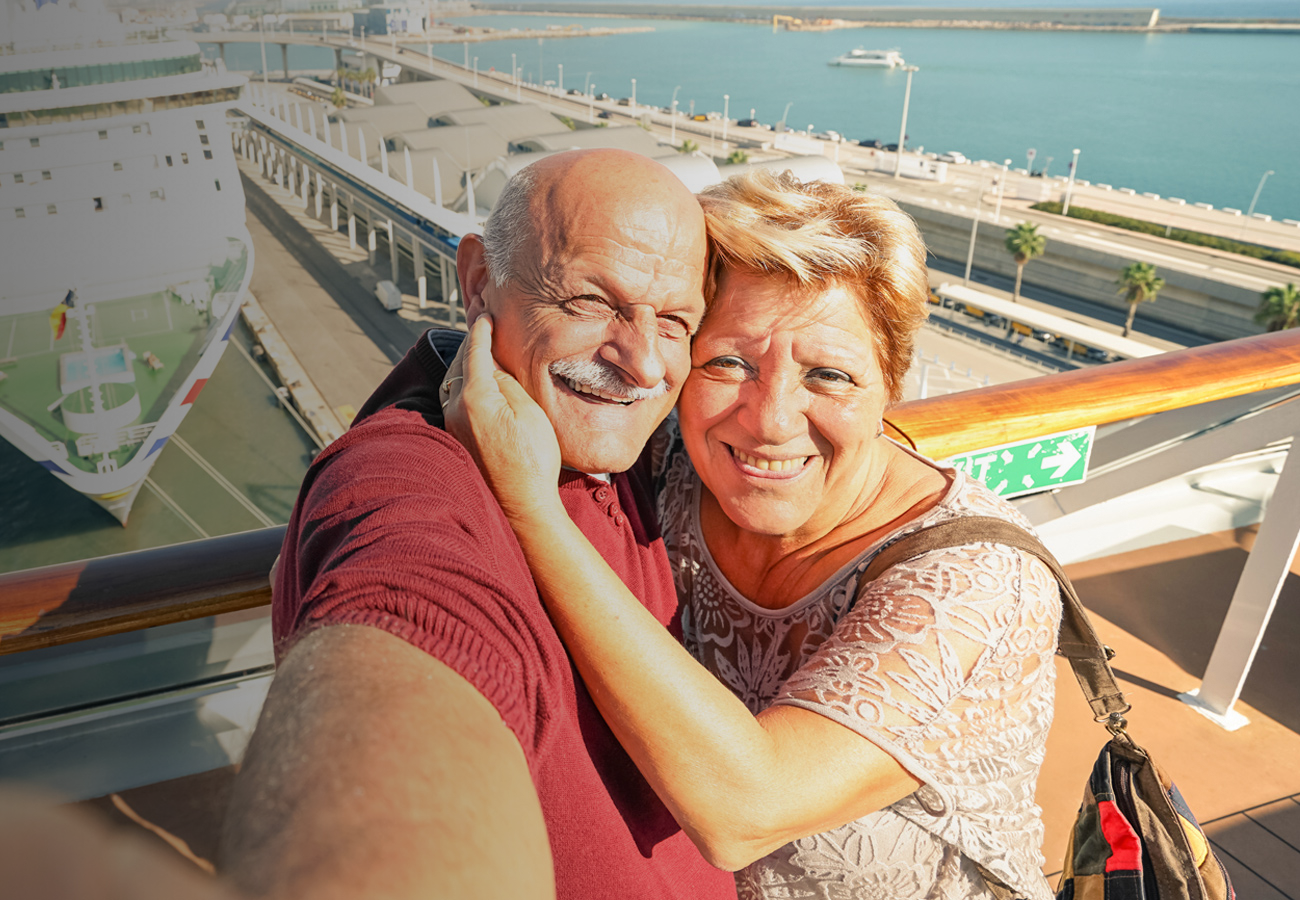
[215,4,1299,221]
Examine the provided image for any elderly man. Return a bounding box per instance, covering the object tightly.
[219,150,736,900]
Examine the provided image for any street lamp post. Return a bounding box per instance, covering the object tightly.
[722,93,729,145]
[1062,147,1081,216]
[1240,169,1275,238]
[511,53,516,85]
[963,171,987,285]
[893,65,918,180]
[630,77,636,111]
[778,100,794,133]
[557,63,563,93]
[584,72,592,96]
[1246,169,1275,219]
[258,13,269,87]
[589,83,596,123]
[671,100,678,143]
[994,158,1011,224]
[472,56,478,87]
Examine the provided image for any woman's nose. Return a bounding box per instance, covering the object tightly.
[738,378,804,446]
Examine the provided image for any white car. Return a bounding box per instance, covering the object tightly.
[937,151,969,164]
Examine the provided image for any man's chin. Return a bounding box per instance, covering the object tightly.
[557,431,652,475]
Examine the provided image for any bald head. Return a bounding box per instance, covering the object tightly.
[481,149,705,288]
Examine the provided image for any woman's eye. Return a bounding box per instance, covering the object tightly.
[706,356,745,369]
[809,368,853,384]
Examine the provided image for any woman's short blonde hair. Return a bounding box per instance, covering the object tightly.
[698,169,930,403]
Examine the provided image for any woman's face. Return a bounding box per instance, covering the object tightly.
[679,269,891,540]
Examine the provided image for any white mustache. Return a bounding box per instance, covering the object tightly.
[549,358,670,402]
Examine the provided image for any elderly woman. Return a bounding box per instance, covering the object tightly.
[451,171,1060,900]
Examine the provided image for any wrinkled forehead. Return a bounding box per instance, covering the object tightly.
[529,185,706,293]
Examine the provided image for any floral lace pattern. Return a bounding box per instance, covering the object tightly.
[657,434,1060,900]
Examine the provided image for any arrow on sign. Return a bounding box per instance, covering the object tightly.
[1041,440,1081,479]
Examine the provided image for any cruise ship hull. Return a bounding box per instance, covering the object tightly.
[0,8,253,525]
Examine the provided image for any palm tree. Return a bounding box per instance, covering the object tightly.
[1116,261,1165,337]
[725,149,750,165]
[1003,222,1046,303]
[361,67,377,98]
[678,139,699,154]
[331,85,346,108]
[1254,283,1300,332]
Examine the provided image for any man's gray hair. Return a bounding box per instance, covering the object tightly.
[480,165,538,287]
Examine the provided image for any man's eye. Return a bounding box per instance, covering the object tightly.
[658,316,692,339]
[705,356,746,370]
[564,295,615,317]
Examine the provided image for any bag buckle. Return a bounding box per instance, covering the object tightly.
[1097,709,1130,736]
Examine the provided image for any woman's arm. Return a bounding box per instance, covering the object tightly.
[446,319,921,870]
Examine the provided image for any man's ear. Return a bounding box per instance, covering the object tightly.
[456,234,492,325]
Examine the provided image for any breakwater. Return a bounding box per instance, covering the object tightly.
[472,4,1165,29]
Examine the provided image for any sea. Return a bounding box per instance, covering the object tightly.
[212,0,1300,222]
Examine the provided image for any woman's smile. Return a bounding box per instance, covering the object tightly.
[727,445,813,478]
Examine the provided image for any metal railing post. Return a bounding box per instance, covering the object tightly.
[1181,436,1300,729]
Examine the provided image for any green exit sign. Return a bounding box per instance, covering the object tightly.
[944,426,1095,499]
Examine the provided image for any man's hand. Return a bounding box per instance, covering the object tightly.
[442,316,565,525]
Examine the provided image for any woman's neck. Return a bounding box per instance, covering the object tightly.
[700,444,951,609]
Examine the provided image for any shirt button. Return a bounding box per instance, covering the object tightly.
[613,512,625,528]
[594,487,610,502]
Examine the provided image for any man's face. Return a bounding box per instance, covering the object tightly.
[472,195,706,474]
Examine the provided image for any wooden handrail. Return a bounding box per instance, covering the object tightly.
[3,329,1299,656]
[886,328,1300,460]
[0,528,282,656]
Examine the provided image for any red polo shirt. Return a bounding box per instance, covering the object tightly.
[273,330,734,900]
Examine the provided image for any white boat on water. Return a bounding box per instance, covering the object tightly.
[829,48,905,68]
[0,0,253,524]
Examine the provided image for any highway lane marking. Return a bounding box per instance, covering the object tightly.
[144,476,210,539]
[169,432,278,528]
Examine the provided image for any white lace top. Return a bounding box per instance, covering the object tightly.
[657,438,1060,900]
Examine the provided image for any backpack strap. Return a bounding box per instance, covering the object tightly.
[858,516,1131,724]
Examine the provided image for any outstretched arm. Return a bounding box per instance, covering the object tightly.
[219,624,553,899]
[445,319,920,871]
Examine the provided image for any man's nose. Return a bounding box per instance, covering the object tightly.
[598,307,667,389]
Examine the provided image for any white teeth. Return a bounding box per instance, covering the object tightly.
[564,377,633,405]
[733,448,808,473]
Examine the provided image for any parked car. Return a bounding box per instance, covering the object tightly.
[595,91,610,100]
[937,151,969,164]
[857,138,884,149]
[567,88,584,96]
[736,117,762,128]
[883,143,900,152]
[691,113,708,121]
[814,130,843,142]
[597,109,614,119]
[617,97,631,106]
